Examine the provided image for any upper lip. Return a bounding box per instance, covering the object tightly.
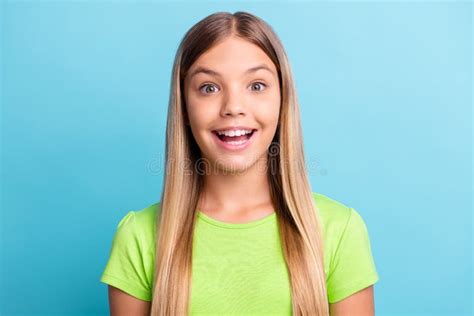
[212,126,257,133]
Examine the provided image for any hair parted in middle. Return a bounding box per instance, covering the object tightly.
[150,11,329,316]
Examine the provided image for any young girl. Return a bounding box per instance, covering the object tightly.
[100,11,379,316]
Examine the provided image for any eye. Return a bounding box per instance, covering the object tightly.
[249,81,267,92]
[199,83,220,95]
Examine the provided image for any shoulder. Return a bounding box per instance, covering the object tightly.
[311,191,371,241]
[129,195,366,252]
[311,193,379,302]
[311,192,369,273]
[133,202,159,226]
[311,191,371,239]
[311,192,353,234]
[132,195,356,237]
[101,203,159,301]
[114,202,160,254]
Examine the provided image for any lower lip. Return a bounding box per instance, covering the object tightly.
[212,130,257,151]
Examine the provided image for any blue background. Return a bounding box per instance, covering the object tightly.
[1,0,471,315]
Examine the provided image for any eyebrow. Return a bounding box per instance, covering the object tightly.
[188,64,276,80]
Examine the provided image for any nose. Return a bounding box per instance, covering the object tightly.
[220,88,246,117]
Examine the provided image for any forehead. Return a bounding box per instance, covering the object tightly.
[187,36,278,79]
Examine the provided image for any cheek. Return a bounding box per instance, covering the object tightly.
[189,114,215,134]
[256,94,281,124]
[186,99,217,128]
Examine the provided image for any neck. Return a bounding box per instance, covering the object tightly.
[198,156,272,214]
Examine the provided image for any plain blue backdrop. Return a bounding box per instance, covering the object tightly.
[1,0,471,315]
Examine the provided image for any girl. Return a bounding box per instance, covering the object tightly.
[100,11,379,316]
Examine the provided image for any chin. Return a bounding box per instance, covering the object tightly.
[213,157,258,175]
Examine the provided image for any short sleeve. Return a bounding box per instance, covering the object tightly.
[326,207,379,303]
[100,211,152,301]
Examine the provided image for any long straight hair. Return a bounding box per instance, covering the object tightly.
[151,11,329,315]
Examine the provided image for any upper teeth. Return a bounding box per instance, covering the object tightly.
[216,129,253,137]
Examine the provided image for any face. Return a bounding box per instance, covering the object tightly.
[183,36,281,174]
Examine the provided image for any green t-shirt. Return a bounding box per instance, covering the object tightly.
[100,192,379,314]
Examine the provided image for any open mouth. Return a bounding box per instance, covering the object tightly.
[211,129,257,149]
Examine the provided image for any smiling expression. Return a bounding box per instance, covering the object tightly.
[183,36,281,173]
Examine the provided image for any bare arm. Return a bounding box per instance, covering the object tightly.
[329,285,375,316]
[108,285,151,316]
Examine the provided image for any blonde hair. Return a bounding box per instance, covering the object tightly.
[151,11,329,315]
